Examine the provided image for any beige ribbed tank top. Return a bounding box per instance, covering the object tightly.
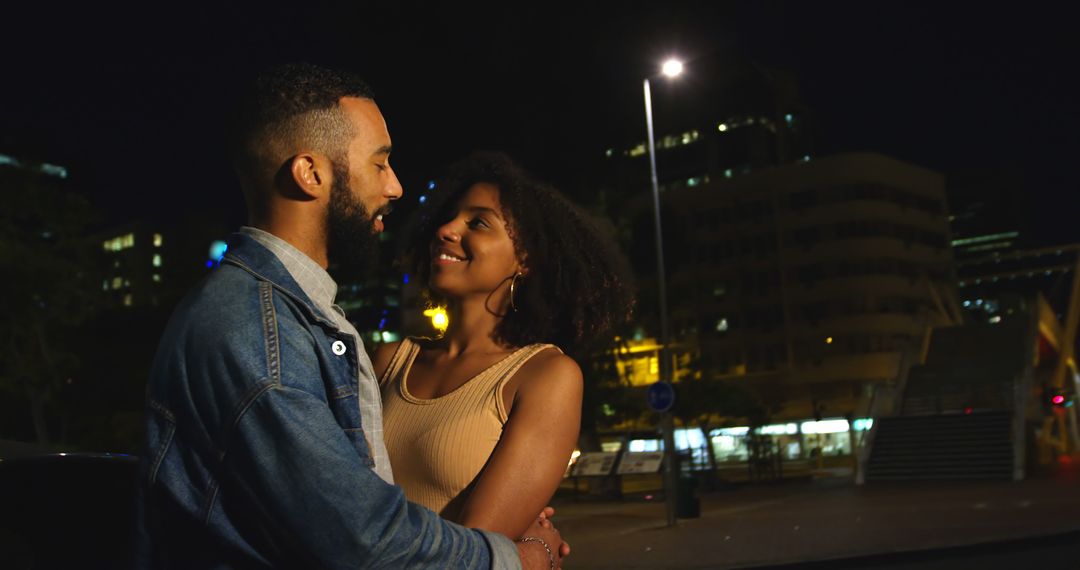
[380,338,556,520]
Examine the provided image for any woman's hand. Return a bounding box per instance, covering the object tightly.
[537,507,571,557]
[517,511,567,569]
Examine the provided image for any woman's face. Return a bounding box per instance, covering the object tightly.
[429,182,523,303]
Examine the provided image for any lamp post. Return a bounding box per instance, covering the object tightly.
[644,58,683,527]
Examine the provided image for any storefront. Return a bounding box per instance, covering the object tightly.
[709,418,873,463]
[589,418,873,471]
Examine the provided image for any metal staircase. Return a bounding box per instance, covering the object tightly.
[866,412,1013,480]
[862,321,1030,482]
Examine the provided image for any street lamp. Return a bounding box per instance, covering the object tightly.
[643,57,682,527]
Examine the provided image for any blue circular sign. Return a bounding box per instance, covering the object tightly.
[647,381,676,412]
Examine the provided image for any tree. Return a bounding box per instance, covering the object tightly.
[0,166,103,445]
[672,375,767,472]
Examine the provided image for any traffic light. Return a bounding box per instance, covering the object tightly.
[1050,391,1073,408]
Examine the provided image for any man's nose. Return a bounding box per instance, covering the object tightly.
[387,168,403,200]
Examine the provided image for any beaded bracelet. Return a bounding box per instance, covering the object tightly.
[518,536,555,570]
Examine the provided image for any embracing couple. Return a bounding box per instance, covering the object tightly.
[134,62,633,569]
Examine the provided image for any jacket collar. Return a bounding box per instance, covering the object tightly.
[221,232,340,330]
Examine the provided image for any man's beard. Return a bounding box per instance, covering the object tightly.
[326,163,381,272]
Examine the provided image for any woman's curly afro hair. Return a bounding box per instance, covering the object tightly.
[405,152,635,355]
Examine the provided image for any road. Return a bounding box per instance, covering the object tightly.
[551,472,1080,569]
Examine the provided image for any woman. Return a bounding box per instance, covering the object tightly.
[373,152,634,541]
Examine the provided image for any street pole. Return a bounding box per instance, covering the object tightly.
[644,77,679,527]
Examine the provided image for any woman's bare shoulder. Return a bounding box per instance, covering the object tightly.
[514,347,583,396]
[371,341,403,381]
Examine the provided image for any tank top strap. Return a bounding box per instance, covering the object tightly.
[492,343,561,422]
[379,337,422,387]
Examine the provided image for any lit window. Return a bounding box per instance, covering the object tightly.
[152,254,162,267]
[122,233,135,248]
[604,148,614,157]
[123,294,133,307]
[800,419,849,434]
[103,237,124,252]
[153,233,163,247]
[723,169,733,178]
[152,274,161,283]
[40,163,68,178]
[629,144,646,157]
[112,277,123,290]
[716,318,729,332]
[102,280,108,291]
[649,357,659,375]
[760,423,798,435]
[784,113,794,124]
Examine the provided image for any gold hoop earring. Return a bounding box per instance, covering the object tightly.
[509,272,523,312]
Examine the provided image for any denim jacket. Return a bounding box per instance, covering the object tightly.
[135,232,518,569]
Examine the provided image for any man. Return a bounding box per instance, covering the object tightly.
[135,63,563,569]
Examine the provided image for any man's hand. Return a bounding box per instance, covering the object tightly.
[517,508,567,569]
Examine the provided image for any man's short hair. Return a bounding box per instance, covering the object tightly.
[228,63,375,214]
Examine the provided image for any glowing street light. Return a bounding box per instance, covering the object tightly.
[423,306,449,332]
[661,58,684,78]
[643,57,684,527]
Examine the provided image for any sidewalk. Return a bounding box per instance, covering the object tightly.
[551,469,1080,569]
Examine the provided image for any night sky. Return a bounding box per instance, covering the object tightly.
[3,2,1077,244]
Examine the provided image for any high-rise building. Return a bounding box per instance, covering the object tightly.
[98,223,168,308]
[601,66,813,200]
[946,169,1030,260]
[620,152,959,422]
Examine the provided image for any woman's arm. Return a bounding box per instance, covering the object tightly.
[454,348,583,539]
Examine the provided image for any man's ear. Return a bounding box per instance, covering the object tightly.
[289,152,332,199]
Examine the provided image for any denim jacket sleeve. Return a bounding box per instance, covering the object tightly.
[228,381,517,569]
